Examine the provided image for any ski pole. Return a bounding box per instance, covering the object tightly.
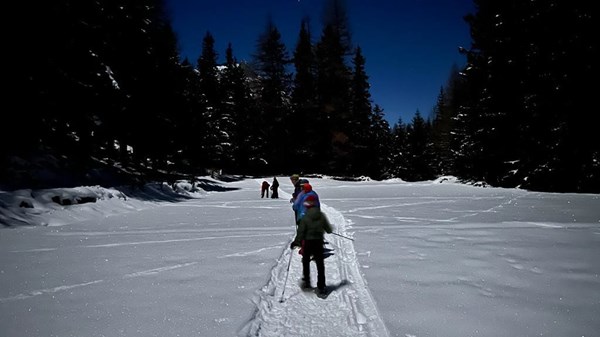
[331,232,354,241]
[279,248,294,303]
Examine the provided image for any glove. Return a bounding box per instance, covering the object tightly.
[290,242,298,249]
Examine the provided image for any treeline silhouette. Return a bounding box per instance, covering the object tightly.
[3,0,596,193]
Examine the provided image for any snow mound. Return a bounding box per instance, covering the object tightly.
[0,180,206,227]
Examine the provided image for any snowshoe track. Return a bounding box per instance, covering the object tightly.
[240,201,389,337]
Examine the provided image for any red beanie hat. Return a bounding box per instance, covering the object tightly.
[303,183,312,193]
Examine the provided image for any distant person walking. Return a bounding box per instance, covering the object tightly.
[291,194,333,296]
[271,177,279,199]
[261,180,270,198]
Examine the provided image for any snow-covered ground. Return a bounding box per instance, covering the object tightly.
[1,176,599,337]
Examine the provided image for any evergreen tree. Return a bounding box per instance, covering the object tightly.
[197,31,220,110]
[430,77,460,176]
[313,0,355,174]
[460,0,597,192]
[348,46,374,176]
[322,0,354,57]
[366,105,393,179]
[196,31,232,171]
[390,117,409,179]
[405,111,435,181]
[315,24,351,173]
[221,44,260,173]
[253,19,292,173]
[291,18,319,172]
[106,0,172,167]
[5,0,186,188]
[143,13,184,172]
[7,0,121,179]
[442,64,471,177]
[177,58,204,172]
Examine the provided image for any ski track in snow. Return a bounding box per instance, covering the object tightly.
[240,197,389,337]
[0,280,105,303]
[0,262,199,303]
[219,245,283,258]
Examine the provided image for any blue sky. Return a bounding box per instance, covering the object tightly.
[166,0,474,125]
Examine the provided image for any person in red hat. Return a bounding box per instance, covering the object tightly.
[292,182,320,225]
[289,175,305,220]
[291,194,332,295]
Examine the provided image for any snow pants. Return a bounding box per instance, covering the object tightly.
[302,239,326,290]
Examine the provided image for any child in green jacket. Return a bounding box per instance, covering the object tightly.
[291,195,333,294]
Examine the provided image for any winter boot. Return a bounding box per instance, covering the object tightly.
[316,286,328,299]
[300,279,312,290]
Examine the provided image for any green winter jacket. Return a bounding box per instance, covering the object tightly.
[293,207,333,245]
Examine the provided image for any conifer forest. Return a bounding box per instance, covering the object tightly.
[4,0,597,193]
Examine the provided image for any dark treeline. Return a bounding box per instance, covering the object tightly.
[3,0,597,193]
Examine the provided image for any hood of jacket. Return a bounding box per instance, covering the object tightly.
[304,207,322,221]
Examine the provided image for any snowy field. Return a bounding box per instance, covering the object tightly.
[1,176,599,337]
